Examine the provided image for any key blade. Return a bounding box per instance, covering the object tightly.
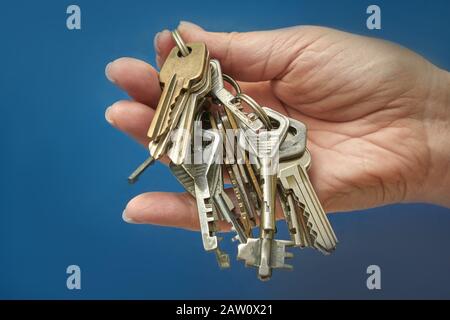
[147,73,178,140]
[279,150,338,253]
[127,156,155,184]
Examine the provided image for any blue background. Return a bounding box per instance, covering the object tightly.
[1,0,449,299]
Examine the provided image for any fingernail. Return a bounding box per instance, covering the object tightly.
[178,20,199,30]
[153,31,162,55]
[105,106,115,126]
[122,210,138,224]
[105,62,115,83]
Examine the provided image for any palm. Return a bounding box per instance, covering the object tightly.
[249,27,432,211]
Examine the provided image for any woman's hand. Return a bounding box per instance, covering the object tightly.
[105,22,450,229]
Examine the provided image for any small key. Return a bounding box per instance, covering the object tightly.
[278,149,338,254]
[237,107,292,280]
[147,43,208,144]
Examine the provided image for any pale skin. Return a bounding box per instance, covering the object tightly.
[105,21,450,230]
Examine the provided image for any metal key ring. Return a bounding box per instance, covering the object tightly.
[222,74,242,95]
[235,93,272,129]
[171,29,190,57]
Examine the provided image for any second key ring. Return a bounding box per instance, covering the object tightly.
[235,93,272,130]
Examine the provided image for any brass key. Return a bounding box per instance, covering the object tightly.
[147,43,208,143]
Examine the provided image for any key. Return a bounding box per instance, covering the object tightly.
[184,112,249,244]
[278,149,338,254]
[278,185,313,248]
[168,64,212,165]
[147,43,208,144]
[277,117,335,251]
[237,107,292,280]
[149,47,209,160]
[128,43,208,181]
[215,113,256,235]
[184,128,222,251]
[207,113,249,243]
[221,107,263,217]
[173,114,230,268]
[169,161,230,268]
[210,162,248,244]
[277,117,310,246]
[238,238,294,277]
[279,118,307,162]
[210,59,265,133]
[127,155,155,184]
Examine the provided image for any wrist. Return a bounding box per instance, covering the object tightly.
[420,68,450,207]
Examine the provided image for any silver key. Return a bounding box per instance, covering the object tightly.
[210,162,248,244]
[277,117,310,247]
[170,157,248,245]
[278,149,338,254]
[216,113,256,235]
[237,107,293,280]
[178,119,230,267]
[170,161,230,268]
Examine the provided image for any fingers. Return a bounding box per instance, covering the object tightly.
[154,22,303,82]
[105,57,161,106]
[105,100,153,146]
[123,191,231,232]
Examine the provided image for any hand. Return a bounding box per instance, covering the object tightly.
[105,22,450,230]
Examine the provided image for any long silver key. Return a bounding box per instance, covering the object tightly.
[278,149,338,254]
[277,117,310,246]
[237,107,292,280]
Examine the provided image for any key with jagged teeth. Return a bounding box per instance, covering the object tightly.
[278,148,338,255]
[173,113,230,268]
[237,107,291,280]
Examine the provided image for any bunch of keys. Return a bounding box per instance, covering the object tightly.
[127,30,338,281]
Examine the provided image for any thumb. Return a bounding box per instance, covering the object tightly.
[154,21,302,82]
